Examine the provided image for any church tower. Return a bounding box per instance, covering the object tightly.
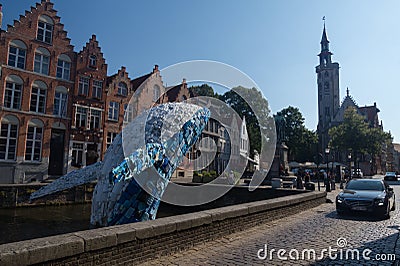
[316,23,340,152]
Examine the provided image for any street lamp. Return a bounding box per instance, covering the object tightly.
[348,153,352,179]
[325,148,330,169]
[325,148,331,192]
[315,152,323,191]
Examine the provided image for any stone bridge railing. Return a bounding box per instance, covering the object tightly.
[0,191,326,265]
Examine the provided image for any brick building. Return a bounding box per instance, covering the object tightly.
[0,0,189,183]
[0,1,76,183]
[68,35,108,171]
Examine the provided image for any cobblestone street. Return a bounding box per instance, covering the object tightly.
[141,180,400,265]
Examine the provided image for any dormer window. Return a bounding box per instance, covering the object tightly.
[37,15,54,44]
[118,82,128,96]
[89,55,97,67]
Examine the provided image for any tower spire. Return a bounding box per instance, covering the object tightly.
[321,17,330,52]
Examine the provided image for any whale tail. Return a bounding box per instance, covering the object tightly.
[30,161,102,201]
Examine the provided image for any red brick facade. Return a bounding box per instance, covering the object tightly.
[0,0,189,183]
[0,0,75,183]
[69,35,108,171]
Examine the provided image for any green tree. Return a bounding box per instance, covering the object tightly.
[329,107,389,165]
[188,84,273,157]
[275,106,318,162]
[219,86,272,156]
[188,84,216,97]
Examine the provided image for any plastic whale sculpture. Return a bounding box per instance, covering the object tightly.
[30,103,210,227]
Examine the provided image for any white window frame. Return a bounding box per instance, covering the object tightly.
[56,59,71,80]
[34,52,50,75]
[30,86,47,113]
[53,91,68,117]
[106,132,118,149]
[78,76,90,95]
[92,80,103,99]
[108,102,119,121]
[89,108,102,130]
[118,82,128,96]
[8,45,26,69]
[71,142,84,167]
[25,126,42,161]
[4,81,22,110]
[123,104,134,124]
[75,106,88,128]
[37,20,53,44]
[89,55,97,67]
[0,123,18,161]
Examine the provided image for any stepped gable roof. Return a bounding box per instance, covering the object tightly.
[131,73,152,91]
[4,0,73,49]
[359,103,380,128]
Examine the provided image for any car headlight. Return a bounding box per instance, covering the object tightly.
[337,196,344,204]
[375,198,385,206]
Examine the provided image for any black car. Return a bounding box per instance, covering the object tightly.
[384,172,397,181]
[336,179,395,218]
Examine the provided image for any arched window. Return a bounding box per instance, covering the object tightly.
[4,75,23,110]
[153,85,160,102]
[89,55,97,67]
[25,119,44,161]
[118,82,128,96]
[30,80,47,113]
[53,86,68,117]
[37,15,54,44]
[8,40,27,69]
[0,115,19,161]
[34,47,50,75]
[56,54,71,80]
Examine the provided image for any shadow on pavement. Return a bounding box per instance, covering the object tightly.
[325,210,389,222]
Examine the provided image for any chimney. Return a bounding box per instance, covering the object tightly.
[153,64,159,73]
[0,4,3,29]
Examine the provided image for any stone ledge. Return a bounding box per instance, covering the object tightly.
[73,227,117,252]
[0,234,84,266]
[0,191,326,265]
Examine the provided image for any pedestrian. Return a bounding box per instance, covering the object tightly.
[296,174,304,189]
[304,172,311,184]
[330,172,335,190]
[324,170,331,192]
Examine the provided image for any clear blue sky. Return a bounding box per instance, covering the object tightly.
[2,0,400,142]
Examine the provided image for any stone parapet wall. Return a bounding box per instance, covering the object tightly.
[0,183,95,208]
[0,191,326,265]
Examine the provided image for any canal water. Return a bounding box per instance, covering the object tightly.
[0,187,298,245]
[0,204,92,245]
[0,204,177,245]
